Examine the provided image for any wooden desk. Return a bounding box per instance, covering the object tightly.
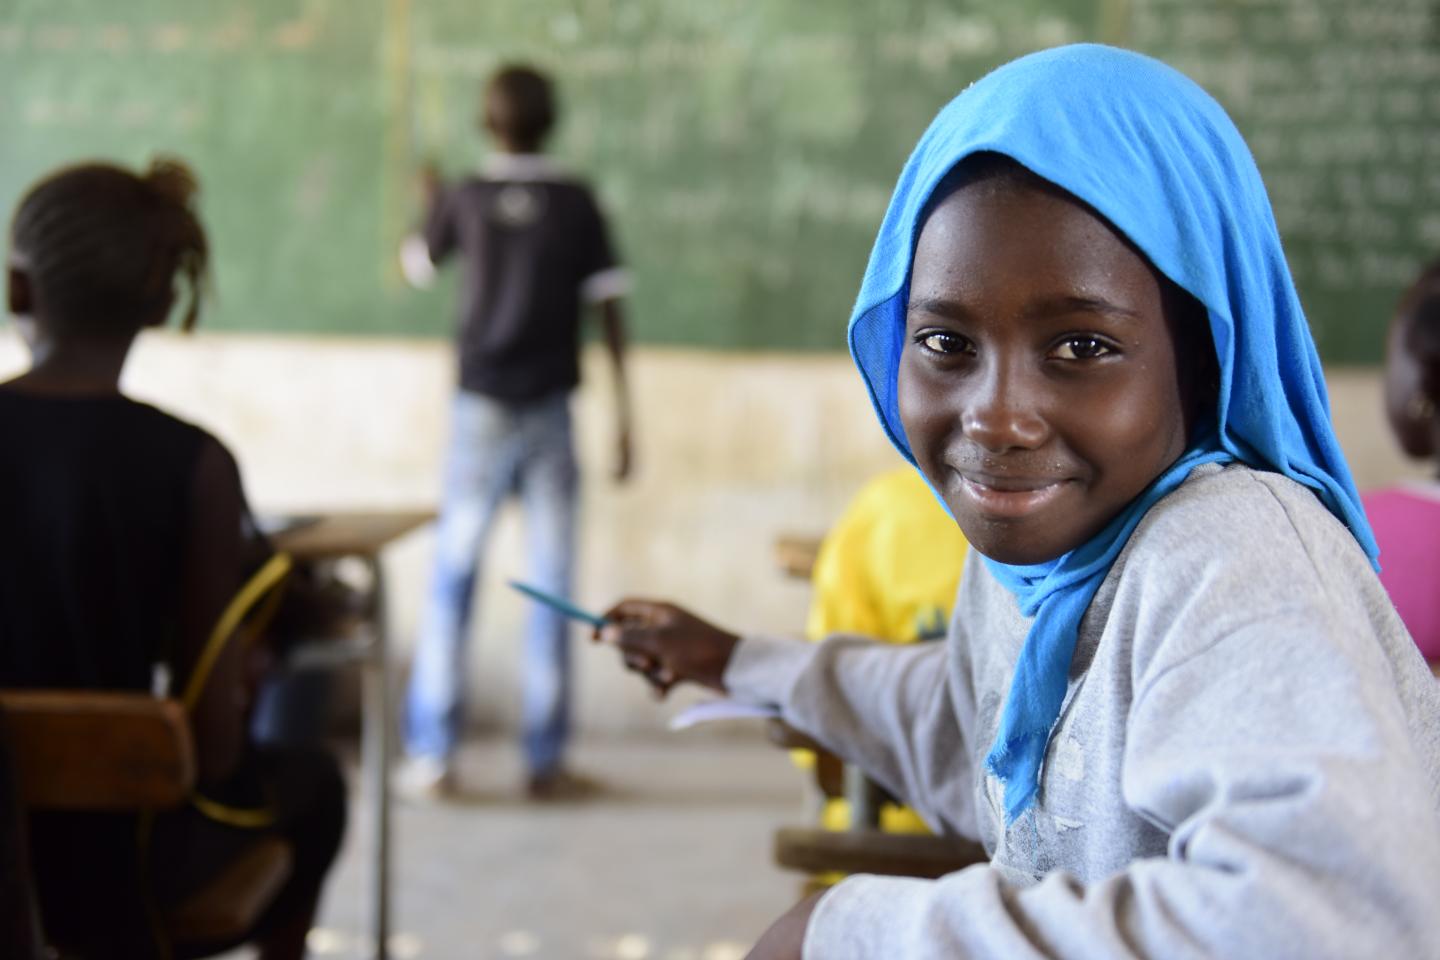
[272,512,434,562]
[270,509,433,960]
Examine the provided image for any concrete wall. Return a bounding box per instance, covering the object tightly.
[0,330,1426,737]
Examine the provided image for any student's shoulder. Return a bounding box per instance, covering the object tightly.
[1130,461,1363,580]
[121,396,218,441]
[0,390,217,449]
[1109,463,1386,694]
[466,171,603,212]
[121,398,239,473]
[1114,461,1380,661]
[135,402,246,510]
[541,174,604,210]
[441,176,494,201]
[470,165,595,190]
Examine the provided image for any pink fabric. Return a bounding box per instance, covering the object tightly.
[1364,486,1440,660]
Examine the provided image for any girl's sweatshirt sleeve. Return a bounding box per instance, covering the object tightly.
[724,633,980,839]
[794,600,1440,960]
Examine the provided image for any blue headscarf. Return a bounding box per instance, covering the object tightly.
[847,44,1379,824]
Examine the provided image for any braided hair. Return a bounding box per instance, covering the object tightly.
[10,157,209,336]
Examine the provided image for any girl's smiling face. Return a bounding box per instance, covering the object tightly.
[899,170,1199,565]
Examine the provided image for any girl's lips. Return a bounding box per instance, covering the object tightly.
[958,473,1071,519]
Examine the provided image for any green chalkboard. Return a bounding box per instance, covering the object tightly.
[0,0,1435,361]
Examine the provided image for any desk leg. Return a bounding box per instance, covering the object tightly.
[844,764,883,832]
[363,556,392,960]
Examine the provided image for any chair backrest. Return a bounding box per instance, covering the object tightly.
[182,551,292,713]
[0,691,194,810]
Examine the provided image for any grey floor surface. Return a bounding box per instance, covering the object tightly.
[226,736,810,960]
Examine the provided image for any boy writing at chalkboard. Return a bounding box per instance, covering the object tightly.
[399,64,632,799]
[603,46,1440,957]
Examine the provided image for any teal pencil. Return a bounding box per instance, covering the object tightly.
[507,579,609,628]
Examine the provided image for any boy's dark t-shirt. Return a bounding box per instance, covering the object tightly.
[424,158,621,401]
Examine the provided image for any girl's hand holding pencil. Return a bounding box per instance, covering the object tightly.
[596,599,739,699]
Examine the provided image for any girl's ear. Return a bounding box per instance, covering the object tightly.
[7,264,32,316]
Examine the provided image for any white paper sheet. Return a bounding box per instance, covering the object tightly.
[668,698,781,731]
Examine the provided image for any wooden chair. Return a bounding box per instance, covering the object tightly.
[770,534,988,886]
[0,554,300,956]
[0,690,293,957]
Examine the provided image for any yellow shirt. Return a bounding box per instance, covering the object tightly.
[803,467,968,836]
[807,468,967,645]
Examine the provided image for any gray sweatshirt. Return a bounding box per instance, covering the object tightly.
[725,463,1440,959]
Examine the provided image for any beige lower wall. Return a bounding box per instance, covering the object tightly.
[0,330,1426,737]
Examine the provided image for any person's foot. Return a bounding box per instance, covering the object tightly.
[525,767,603,802]
[394,755,456,802]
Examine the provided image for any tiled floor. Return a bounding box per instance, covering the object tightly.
[238,736,810,960]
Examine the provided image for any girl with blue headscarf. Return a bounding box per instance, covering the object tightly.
[603,45,1440,958]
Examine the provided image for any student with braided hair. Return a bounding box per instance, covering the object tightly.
[0,159,343,960]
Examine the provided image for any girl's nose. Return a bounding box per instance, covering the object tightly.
[960,360,1049,452]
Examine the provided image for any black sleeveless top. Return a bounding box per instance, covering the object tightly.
[0,389,212,692]
[0,389,246,956]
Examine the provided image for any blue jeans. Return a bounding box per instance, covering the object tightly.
[404,390,578,777]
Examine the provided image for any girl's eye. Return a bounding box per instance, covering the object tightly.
[1052,336,1114,360]
[914,331,972,356]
